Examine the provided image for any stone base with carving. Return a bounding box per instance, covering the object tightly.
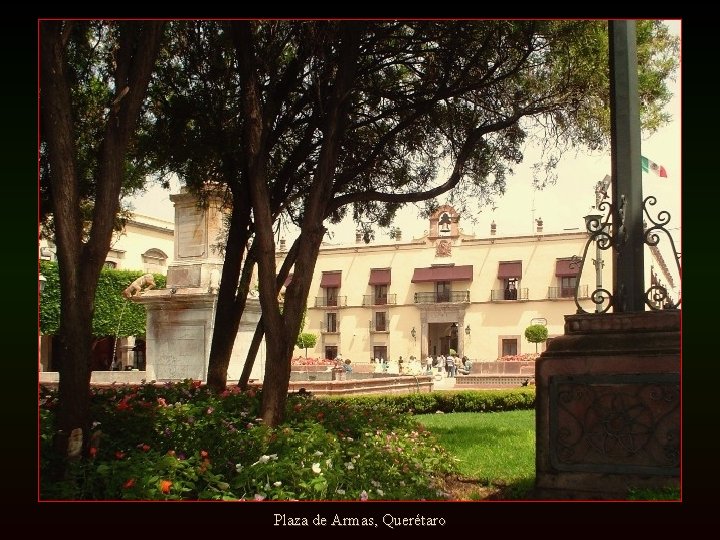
[535,310,680,499]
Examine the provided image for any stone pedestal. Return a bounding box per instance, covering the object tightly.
[134,291,263,382]
[132,186,265,383]
[535,310,680,499]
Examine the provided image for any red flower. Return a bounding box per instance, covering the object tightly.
[192,380,202,388]
[123,478,136,489]
[160,480,172,494]
[89,447,98,458]
[116,400,131,411]
[141,444,150,452]
[200,450,209,459]
[115,451,126,460]
[316,412,324,420]
[157,397,167,407]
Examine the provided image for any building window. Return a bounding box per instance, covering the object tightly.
[375,284,387,305]
[325,312,337,333]
[326,287,339,307]
[560,276,577,298]
[142,248,168,274]
[436,281,451,302]
[373,346,388,363]
[503,278,519,300]
[500,337,519,358]
[325,346,338,360]
[374,312,387,332]
[104,261,117,269]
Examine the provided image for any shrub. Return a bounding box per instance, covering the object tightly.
[40,380,463,501]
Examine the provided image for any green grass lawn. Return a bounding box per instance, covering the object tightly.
[415,410,535,499]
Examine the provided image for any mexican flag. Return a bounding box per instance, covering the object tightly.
[641,155,668,178]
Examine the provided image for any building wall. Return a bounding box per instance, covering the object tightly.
[285,205,681,367]
[281,215,611,364]
[106,214,175,273]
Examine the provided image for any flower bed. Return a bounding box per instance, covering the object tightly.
[291,357,337,366]
[498,353,540,362]
[40,380,456,501]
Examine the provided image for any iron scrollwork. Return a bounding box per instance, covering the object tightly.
[572,200,616,314]
[643,196,682,310]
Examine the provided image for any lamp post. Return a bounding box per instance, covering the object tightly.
[583,211,605,313]
[39,273,46,372]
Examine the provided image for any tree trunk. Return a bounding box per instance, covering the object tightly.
[206,200,252,392]
[238,317,263,391]
[40,21,164,467]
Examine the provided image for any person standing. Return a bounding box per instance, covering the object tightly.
[425,355,433,374]
[446,354,455,377]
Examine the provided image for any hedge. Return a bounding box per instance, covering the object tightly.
[319,388,535,415]
[39,260,166,337]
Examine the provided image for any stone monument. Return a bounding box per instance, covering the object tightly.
[133,187,265,383]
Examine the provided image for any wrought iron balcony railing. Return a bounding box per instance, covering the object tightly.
[490,288,529,301]
[362,294,397,306]
[413,291,470,304]
[314,296,347,308]
[548,285,589,299]
[369,321,389,333]
[320,321,339,333]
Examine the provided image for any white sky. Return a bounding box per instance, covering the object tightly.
[128,20,681,252]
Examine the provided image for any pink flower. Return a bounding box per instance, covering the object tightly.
[360,490,368,501]
[254,494,266,501]
[123,478,135,489]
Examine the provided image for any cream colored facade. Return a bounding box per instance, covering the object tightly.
[282,205,678,365]
[106,214,175,273]
[40,214,175,274]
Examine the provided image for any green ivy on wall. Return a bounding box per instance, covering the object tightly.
[39,261,166,337]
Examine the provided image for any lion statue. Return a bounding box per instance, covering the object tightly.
[122,273,156,299]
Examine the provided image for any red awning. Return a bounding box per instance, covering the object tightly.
[497,261,522,279]
[555,259,579,277]
[283,273,293,287]
[411,265,473,283]
[369,268,391,286]
[320,271,342,288]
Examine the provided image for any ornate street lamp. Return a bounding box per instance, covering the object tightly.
[465,325,471,336]
[39,273,46,294]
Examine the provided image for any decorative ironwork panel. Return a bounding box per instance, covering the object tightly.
[549,373,679,475]
[643,196,682,310]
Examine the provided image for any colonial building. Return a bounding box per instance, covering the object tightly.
[39,213,174,273]
[282,205,677,366]
[39,213,174,374]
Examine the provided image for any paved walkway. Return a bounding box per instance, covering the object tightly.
[431,374,457,391]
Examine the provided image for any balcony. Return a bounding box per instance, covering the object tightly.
[314,296,347,308]
[369,321,389,333]
[320,321,339,334]
[362,294,397,306]
[413,291,470,304]
[548,285,589,299]
[490,288,529,301]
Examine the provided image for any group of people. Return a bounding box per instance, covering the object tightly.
[424,354,473,377]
